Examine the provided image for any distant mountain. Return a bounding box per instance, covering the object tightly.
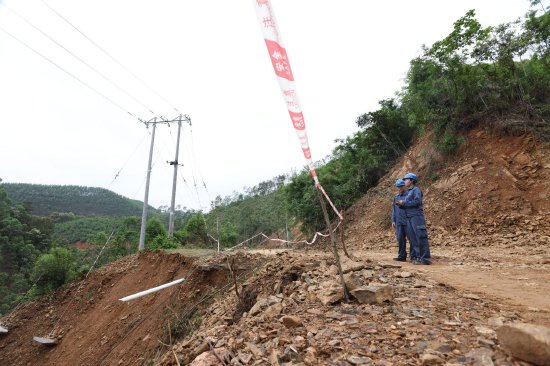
[2,183,155,216]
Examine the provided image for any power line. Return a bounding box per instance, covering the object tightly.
[108,130,149,188]
[0,25,135,117]
[40,0,182,114]
[188,126,212,202]
[2,2,157,116]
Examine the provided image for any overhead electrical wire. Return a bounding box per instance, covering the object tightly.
[0,25,135,117]
[107,130,149,188]
[36,1,202,209]
[2,2,157,116]
[40,0,182,114]
[188,126,212,202]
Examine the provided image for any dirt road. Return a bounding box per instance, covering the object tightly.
[357,247,550,326]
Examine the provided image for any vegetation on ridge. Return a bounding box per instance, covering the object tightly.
[1,183,154,216]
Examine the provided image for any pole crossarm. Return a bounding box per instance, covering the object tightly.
[139,114,192,127]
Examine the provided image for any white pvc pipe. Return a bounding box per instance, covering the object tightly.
[119,278,185,302]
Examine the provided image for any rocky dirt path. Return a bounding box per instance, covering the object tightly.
[356,248,550,325]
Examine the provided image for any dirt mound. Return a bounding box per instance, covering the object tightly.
[0,251,267,365]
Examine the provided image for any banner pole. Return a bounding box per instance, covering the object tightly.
[316,187,349,301]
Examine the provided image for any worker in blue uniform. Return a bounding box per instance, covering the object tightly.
[391,179,410,262]
[396,172,432,265]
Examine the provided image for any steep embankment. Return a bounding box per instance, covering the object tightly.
[344,128,550,249]
[0,251,263,366]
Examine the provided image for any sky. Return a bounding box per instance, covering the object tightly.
[0,0,531,212]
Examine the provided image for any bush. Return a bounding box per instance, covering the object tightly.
[148,235,179,251]
[184,213,208,245]
[32,247,76,294]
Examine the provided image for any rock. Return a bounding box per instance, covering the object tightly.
[192,341,210,358]
[249,298,268,316]
[465,348,494,366]
[304,347,317,365]
[488,317,506,327]
[344,272,365,292]
[190,347,227,366]
[269,349,282,366]
[421,353,445,365]
[413,280,430,288]
[245,342,264,357]
[306,308,322,315]
[348,355,373,364]
[394,271,413,278]
[475,326,496,338]
[361,269,375,279]
[264,303,283,319]
[463,293,481,300]
[293,335,306,348]
[497,323,550,365]
[238,352,252,364]
[281,315,303,328]
[351,284,393,304]
[282,345,299,362]
[317,281,345,305]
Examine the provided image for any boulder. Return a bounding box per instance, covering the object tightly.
[281,315,303,328]
[497,323,550,365]
[343,272,365,292]
[350,284,393,304]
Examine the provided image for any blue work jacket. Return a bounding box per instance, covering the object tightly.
[401,186,425,218]
[392,192,408,225]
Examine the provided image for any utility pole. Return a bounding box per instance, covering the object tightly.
[138,115,190,250]
[168,114,191,236]
[139,119,157,251]
[168,116,182,236]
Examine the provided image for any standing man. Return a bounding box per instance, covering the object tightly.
[391,179,410,262]
[397,172,431,265]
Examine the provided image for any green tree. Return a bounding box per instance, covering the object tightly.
[145,218,166,243]
[184,213,208,245]
[219,222,238,246]
[32,247,75,294]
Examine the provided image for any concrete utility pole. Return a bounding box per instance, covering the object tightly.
[139,119,157,251]
[138,115,191,250]
[168,115,183,237]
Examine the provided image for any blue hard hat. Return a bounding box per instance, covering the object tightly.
[403,172,418,181]
[395,179,405,187]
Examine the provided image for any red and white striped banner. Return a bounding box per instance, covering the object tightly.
[254,0,342,220]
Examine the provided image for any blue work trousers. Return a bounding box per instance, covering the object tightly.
[395,224,407,259]
[405,215,430,263]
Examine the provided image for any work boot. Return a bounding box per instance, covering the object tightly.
[393,257,406,262]
[413,260,431,265]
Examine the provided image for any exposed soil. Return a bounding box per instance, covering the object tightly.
[1,127,549,365]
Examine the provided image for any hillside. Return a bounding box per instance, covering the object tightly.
[343,128,550,250]
[1,183,154,216]
[1,127,549,365]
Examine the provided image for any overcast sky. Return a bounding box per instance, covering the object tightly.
[0,0,530,211]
